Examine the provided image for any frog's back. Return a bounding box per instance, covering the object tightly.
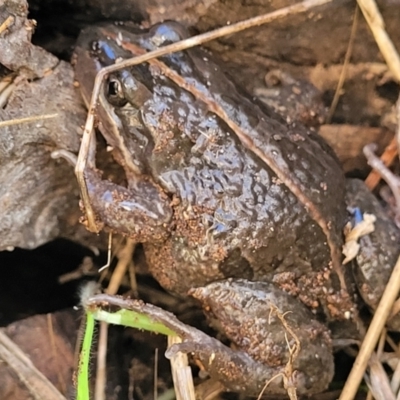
[142,44,347,314]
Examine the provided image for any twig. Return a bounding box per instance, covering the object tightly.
[327,6,359,123]
[0,15,14,35]
[258,306,300,400]
[154,348,159,400]
[390,352,400,394]
[364,144,400,226]
[366,353,395,400]
[339,255,400,400]
[365,84,400,191]
[47,314,66,394]
[396,94,400,161]
[0,79,15,108]
[168,336,196,400]
[364,136,398,190]
[357,0,400,82]
[0,330,66,400]
[0,113,58,127]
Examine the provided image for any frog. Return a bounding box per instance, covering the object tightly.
[71,21,400,397]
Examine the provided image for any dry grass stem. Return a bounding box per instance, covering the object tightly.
[339,255,400,400]
[357,0,400,82]
[154,348,159,400]
[47,314,66,394]
[98,233,113,273]
[365,136,398,190]
[390,356,400,394]
[327,6,359,123]
[168,335,196,400]
[367,353,395,400]
[95,321,108,400]
[258,306,300,400]
[106,238,135,295]
[0,113,58,128]
[0,15,14,34]
[0,80,15,108]
[396,94,400,153]
[0,330,66,400]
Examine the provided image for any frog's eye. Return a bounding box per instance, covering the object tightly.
[105,76,128,107]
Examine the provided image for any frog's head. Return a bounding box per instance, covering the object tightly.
[74,24,147,176]
[74,22,190,178]
[73,24,181,238]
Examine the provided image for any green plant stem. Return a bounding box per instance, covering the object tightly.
[91,308,177,336]
[77,312,95,400]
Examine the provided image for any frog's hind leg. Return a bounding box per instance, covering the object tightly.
[187,279,334,397]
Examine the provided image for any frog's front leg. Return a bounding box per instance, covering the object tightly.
[180,279,334,397]
[83,168,172,241]
[53,149,172,240]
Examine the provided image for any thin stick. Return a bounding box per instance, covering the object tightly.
[94,321,108,400]
[154,348,159,400]
[365,136,398,190]
[357,0,400,82]
[47,314,66,394]
[0,329,66,400]
[339,255,400,400]
[98,232,113,273]
[326,6,359,123]
[0,113,58,128]
[75,0,334,232]
[0,15,14,35]
[0,81,15,108]
[396,94,400,156]
[168,336,196,400]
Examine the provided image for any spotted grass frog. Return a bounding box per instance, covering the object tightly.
[72,21,400,397]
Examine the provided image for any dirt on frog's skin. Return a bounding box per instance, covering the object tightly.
[152,110,181,153]
[171,202,225,255]
[272,264,356,320]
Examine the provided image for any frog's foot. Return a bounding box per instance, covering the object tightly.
[82,168,172,241]
[187,279,334,396]
[51,149,172,240]
[165,334,294,397]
